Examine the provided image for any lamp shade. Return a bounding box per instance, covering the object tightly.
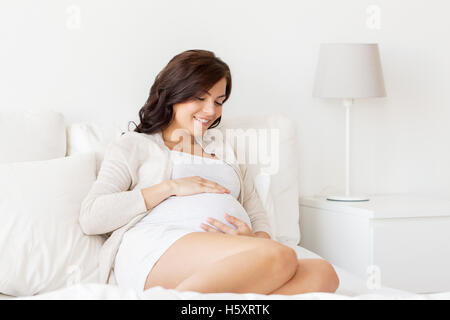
[313,43,386,99]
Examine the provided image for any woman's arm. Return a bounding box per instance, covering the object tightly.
[141,180,176,210]
[141,181,173,211]
[79,135,149,235]
[240,164,273,239]
[79,132,232,235]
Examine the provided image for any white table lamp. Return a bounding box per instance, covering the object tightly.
[313,43,386,202]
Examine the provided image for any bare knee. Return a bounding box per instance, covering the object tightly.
[267,244,299,279]
[315,260,340,293]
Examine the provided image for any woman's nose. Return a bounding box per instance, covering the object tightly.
[202,101,216,115]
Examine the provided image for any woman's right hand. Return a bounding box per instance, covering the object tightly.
[168,176,230,197]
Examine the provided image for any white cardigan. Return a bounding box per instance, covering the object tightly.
[79,129,273,284]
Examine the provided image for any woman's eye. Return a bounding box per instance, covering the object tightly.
[196,97,222,106]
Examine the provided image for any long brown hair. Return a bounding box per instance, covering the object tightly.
[130,49,232,135]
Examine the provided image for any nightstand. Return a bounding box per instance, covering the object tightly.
[299,194,450,293]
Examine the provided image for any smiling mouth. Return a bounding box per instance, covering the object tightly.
[193,116,211,126]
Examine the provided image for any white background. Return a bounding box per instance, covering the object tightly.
[1,0,449,199]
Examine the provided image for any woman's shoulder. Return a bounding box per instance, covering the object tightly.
[107,131,163,155]
[116,130,161,145]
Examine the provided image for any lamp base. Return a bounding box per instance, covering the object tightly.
[326,194,370,202]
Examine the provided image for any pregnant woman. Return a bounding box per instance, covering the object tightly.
[79,49,339,295]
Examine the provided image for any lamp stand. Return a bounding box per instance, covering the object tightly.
[326,98,370,202]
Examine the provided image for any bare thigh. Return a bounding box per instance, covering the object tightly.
[144,232,285,290]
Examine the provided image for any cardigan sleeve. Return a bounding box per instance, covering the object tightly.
[79,134,148,235]
[241,163,273,239]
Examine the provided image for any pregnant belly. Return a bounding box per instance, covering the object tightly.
[136,193,252,232]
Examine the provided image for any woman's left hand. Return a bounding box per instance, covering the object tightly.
[200,213,254,237]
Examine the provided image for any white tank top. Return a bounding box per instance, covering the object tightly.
[134,150,252,232]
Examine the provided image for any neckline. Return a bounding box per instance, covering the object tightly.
[170,149,223,162]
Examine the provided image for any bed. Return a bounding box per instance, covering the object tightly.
[0,109,447,300]
[0,246,420,300]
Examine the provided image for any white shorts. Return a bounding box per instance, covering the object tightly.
[113,223,195,292]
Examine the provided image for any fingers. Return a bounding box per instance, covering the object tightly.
[174,176,231,197]
[204,217,238,235]
[200,223,221,233]
[224,213,247,229]
[197,177,230,194]
[205,186,230,194]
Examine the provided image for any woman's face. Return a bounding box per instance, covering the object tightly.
[171,77,227,137]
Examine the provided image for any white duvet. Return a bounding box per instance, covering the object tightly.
[6,283,448,300]
[3,245,449,300]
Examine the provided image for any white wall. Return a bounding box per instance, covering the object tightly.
[1,0,449,199]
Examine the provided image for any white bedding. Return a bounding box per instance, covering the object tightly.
[2,245,442,300]
[1,111,447,300]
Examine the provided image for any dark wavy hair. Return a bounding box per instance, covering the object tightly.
[128,49,232,135]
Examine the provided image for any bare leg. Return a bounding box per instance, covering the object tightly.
[267,259,340,295]
[145,232,298,294]
[175,246,298,294]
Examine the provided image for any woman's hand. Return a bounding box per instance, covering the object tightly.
[169,176,230,197]
[200,213,255,237]
[141,176,230,210]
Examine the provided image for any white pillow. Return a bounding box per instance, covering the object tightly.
[0,152,104,296]
[0,108,66,163]
[66,122,125,175]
